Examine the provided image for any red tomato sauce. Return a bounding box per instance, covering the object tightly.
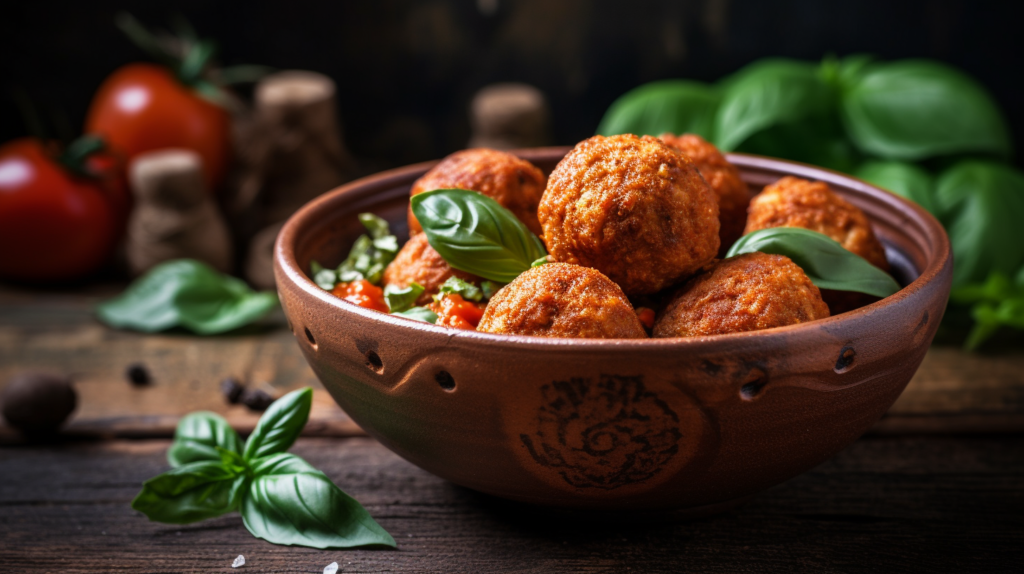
[430,294,485,330]
[331,280,389,313]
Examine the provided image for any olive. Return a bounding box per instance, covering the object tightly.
[1,372,77,434]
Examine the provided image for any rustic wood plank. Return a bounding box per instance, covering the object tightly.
[2,287,1023,438]
[0,287,361,441]
[0,436,1021,573]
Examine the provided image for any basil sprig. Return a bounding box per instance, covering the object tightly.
[132,388,396,549]
[312,214,399,289]
[96,259,279,335]
[726,228,901,298]
[436,276,482,302]
[411,189,547,283]
[384,282,424,312]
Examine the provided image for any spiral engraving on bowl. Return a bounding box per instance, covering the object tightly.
[519,375,682,490]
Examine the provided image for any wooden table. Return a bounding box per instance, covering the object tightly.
[2,287,1023,572]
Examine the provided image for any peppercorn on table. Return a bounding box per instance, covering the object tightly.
[1,285,1022,572]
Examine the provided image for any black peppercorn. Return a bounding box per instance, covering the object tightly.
[240,388,275,411]
[126,363,152,386]
[221,377,245,404]
[1,372,77,434]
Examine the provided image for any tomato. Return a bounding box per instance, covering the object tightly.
[0,139,127,282]
[85,63,230,192]
[430,294,486,330]
[331,280,389,313]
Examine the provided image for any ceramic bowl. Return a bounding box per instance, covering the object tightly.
[274,148,952,512]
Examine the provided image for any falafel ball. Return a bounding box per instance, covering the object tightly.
[659,133,751,253]
[745,176,889,270]
[383,233,481,306]
[477,262,647,339]
[408,148,546,236]
[653,252,830,338]
[539,134,720,296]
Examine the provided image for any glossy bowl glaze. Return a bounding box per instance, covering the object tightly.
[274,148,952,512]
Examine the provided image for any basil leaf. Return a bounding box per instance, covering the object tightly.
[411,189,548,283]
[168,412,242,467]
[531,256,549,268]
[726,228,901,298]
[855,160,936,214]
[392,306,438,324]
[242,453,396,549]
[384,282,424,312]
[243,387,313,461]
[713,59,835,151]
[595,80,720,139]
[132,461,246,524]
[735,116,859,174]
[319,215,398,288]
[358,213,391,240]
[436,276,482,302]
[934,161,1024,288]
[840,60,1011,160]
[964,297,1024,351]
[96,259,279,335]
[820,53,875,91]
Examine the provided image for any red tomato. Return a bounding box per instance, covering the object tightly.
[85,63,230,192]
[0,139,126,281]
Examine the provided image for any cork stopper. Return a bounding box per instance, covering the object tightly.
[469,83,550,149]
[129,149,207,209]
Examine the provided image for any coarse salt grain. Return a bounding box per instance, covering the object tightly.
[324,562,339,574]
[232,555,245,568]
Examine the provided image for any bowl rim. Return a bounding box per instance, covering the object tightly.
[275,148,951,351]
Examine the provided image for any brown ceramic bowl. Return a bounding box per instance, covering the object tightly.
[274,148,952,513]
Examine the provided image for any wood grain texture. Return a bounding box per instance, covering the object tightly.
[1,287,1023,439]
[1,436,1021,573]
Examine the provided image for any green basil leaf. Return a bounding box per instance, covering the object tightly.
[595,80,720,140]
[358,213,391,240]
[242,453,396,549]
[934,161,1024,288]
[735,117,859,173]
[436,276,482,302]
[855,160,936,213]
[480,281,504,300]
[168,412,242,467]
[726,228,901,297]
[713,59,835,151]
[314,268,339,290]
[132,461,246,524]
[411,189,548,283]
[949,272,1017,305]
[840,60,1011,160]
[531,256,549,268]
[243,387,313,461]
[384,282,424,312]
[392,306,438,323]
[96,259,278,335]
[372,236,399,254]
[821,53,875,92]
[964,298,1024,350]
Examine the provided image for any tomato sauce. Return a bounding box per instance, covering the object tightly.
[430,294,485,330]
[331,280,389,313]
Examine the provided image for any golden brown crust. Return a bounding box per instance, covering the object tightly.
[744,176,889,270]
[659,133,751,254]
[382,233,481,306]
[653,252,829,338]
[538,134,720,296]
[408,148,546,236]
[477,262,647,339]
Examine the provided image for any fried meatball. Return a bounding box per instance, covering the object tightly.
[408,148,546,235]
[659,133,751,254]
[653,252,829,338]
[477,262,647,339]
[383,233,481,306]
[539,134,720,296]
[745,176,889,270]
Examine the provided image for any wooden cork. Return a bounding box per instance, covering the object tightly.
[127,149,234,275]
[469,83,550,150]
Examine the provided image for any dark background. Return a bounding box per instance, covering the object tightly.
[3,0,1023,170]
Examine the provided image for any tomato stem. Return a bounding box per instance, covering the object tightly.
[56,136,107,178]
